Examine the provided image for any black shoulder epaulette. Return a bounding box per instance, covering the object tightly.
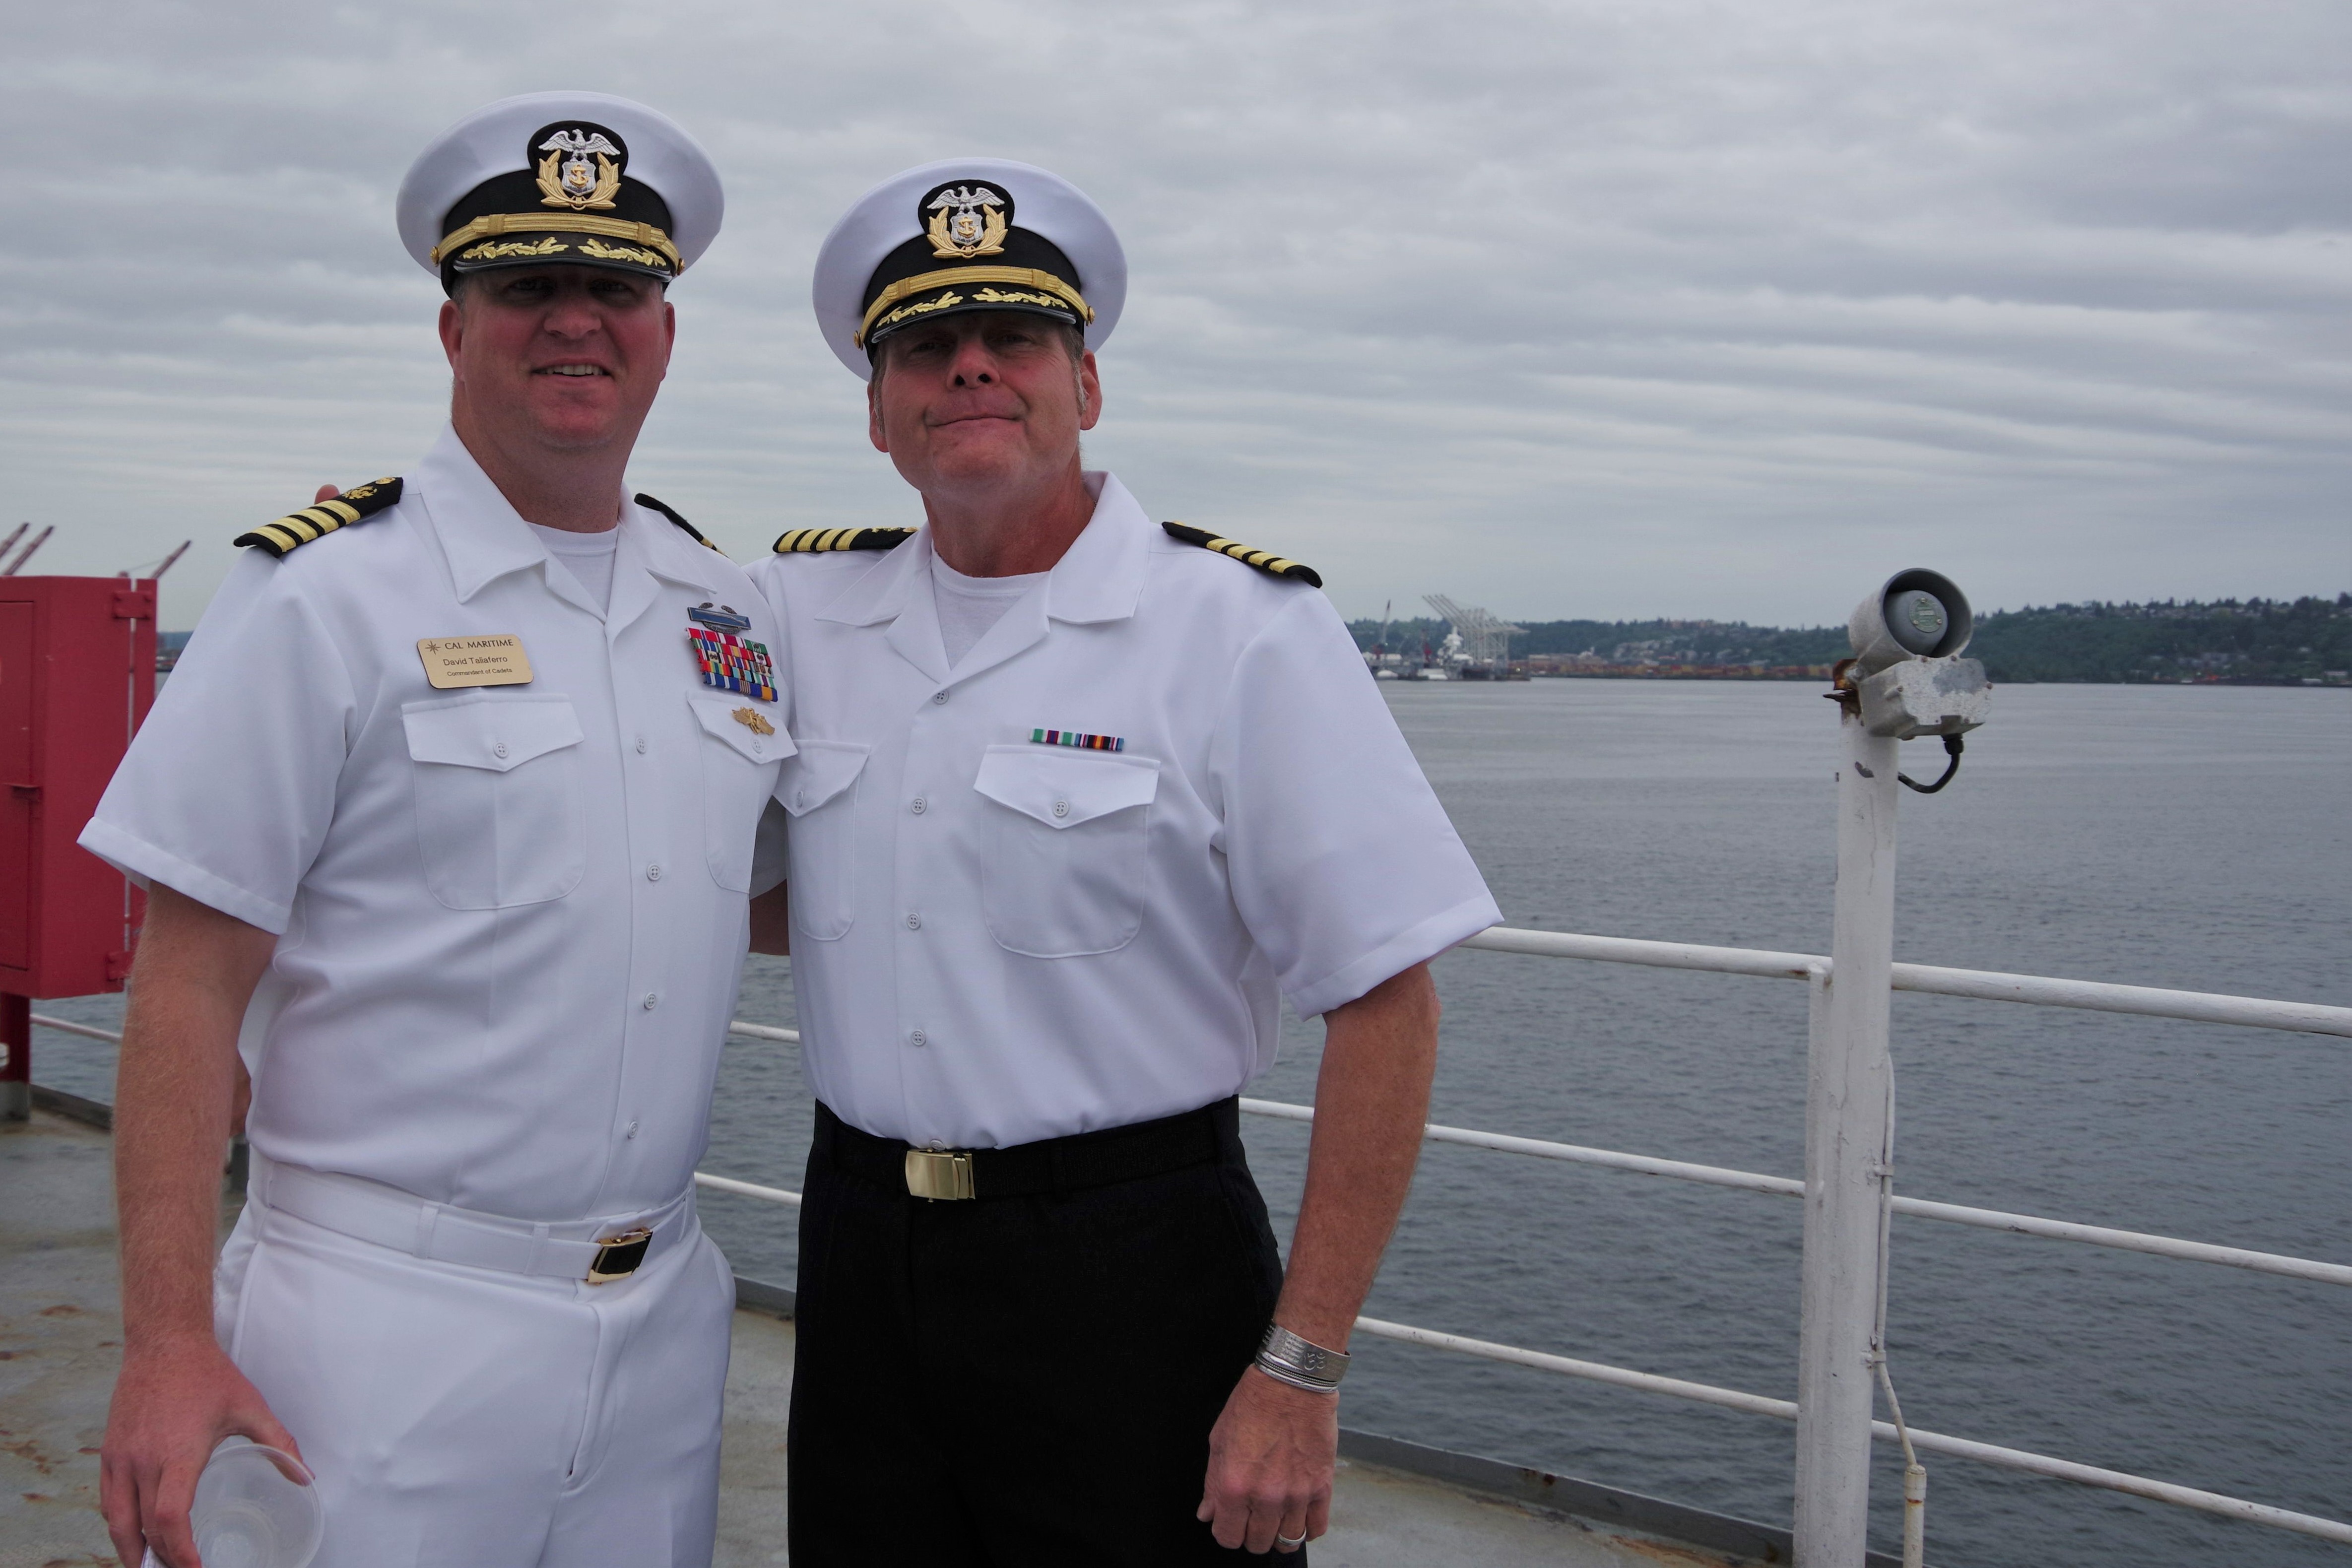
[773,526,916,554]
[234,478,402,558]
[1161,522,1322,588]
[636,492,726,555]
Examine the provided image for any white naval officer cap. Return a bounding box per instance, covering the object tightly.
[396,92,723,293]
[811,158,1127,380]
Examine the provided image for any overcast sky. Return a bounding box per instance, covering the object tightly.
[3,0,2345,630]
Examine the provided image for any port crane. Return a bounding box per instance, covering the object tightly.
[1423,594,1524,675]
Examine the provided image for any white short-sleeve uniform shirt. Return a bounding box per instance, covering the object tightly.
[82,426,788,1221]
[746,473,1499,1151]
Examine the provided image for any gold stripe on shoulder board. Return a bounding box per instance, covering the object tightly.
[1160,521,1322,588]
[233,478,404,558]
[772,526,917,554]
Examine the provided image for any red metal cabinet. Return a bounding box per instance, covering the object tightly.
[0,576,156,999]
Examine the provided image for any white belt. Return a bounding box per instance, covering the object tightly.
[248,1152,694,1285]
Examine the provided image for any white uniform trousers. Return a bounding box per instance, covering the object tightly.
[213,1189,735,1568]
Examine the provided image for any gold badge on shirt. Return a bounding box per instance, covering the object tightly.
[732,707,775,736]
[418,635,534,689]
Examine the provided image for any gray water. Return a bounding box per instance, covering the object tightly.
[33,682,2350,1566]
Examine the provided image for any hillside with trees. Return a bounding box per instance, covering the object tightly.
[1350,596,2352,685]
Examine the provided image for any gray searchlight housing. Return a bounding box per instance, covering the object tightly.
[1845,569,1989,740]
[1848,568,1972,676]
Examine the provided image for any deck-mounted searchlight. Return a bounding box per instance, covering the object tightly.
[1801,573,1993,1567]
[1843,569,1990,742]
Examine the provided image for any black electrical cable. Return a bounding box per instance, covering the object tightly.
[1899,733,1965,794]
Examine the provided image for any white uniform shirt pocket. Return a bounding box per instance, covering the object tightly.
[776,739,870,940]
[401,693,587,910]
[688,694,791,892]
[971,745,1161,957]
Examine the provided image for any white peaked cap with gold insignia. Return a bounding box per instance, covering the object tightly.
[396,91,723,292]
[811,158,1126,380]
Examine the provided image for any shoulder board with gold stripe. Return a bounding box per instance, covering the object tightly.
[635,492,726,555]
[772,526,916,554]
[234,478,403,558]
[1161,522,1322,588]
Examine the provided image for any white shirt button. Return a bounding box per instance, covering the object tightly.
[932,691,948,705]
[493,742,510,760]
[647,863,663,881]
[1052,798,1070,818]
[908,1028,927,1047]
[635,737,648,754]
[795,788,807,808]
[643,992,659,1010]
[624,1119,639,1140]
[911,795,926,814]
[752,739,764,756]
[906,912,922,930]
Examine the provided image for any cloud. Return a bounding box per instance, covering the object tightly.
[2,0,2345,627]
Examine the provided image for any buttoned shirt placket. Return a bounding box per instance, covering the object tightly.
[878,549,1061,1149]
[593,526,677,1203]
[424,484,725,1211]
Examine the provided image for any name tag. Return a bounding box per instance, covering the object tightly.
[417,635,533,689]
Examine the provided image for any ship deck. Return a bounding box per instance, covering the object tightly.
[2,1106,1808,1568]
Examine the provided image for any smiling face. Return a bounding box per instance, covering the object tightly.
[867,311,1100,505]
[439,264,675,457]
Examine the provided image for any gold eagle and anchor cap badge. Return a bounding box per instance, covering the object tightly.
[811,158,1128,380]
[397,92,724,292]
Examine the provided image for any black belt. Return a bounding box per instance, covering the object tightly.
[814,1098,1235,1201]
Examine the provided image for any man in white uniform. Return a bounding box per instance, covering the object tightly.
[746,160,1500,1563]
[83,93,783,1568]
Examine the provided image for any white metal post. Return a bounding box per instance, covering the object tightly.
[1795,712,1901,1566]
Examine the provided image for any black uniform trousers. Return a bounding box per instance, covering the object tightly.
[787,1097,1307,1566]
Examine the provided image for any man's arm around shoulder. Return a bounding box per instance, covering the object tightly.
[102,884,302,1568]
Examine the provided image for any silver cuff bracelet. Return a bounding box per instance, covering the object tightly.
[1256,1323,1350,1393]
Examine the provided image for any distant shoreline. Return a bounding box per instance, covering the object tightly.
[1389,671,2350,688]
[1358,596,2351,687]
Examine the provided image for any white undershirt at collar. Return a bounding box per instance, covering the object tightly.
[931,554,1047,669]
[530,523,621,614]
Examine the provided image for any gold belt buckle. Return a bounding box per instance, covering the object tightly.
[904,1149,976,1201]
[586,1226,655,1284]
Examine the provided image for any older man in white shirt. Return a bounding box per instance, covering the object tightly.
[747,159,1499,1564]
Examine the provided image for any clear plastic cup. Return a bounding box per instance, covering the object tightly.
[140,1437,324,1568]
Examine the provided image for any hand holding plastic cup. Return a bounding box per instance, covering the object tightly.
[140,1437,324,1568]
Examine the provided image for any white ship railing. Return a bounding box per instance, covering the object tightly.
[28,931,2351,1551]
[718,926,2351,1550]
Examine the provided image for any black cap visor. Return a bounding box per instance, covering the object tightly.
[864,284,1080,352]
